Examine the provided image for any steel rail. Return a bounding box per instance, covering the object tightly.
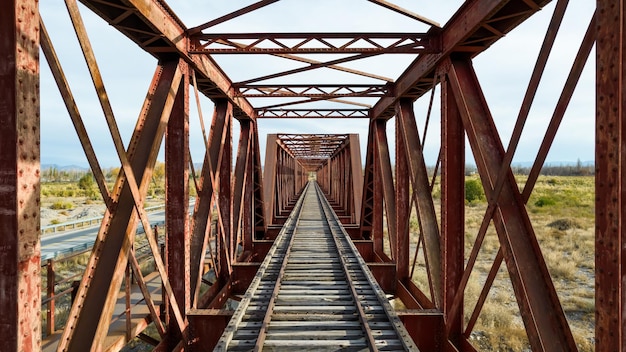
[214,183,310,351]
[315,184,379,352]
[253,189,306,351]
[314,182,419,351]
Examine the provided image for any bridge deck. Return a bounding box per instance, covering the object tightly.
[216,182,417,351]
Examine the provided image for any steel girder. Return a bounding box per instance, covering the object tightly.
[165,61,190,347]
[263,135,306,226]
[234,84,391,98]
[263,134,363,229]
[0,0,41,350]
[8,0,622,350]
[371,0,552,120]
[77,0,257,120]
[58,58,185,351]
[256,108,370,119]
[441,76,465,347]
[446,57,577,350]
[596,0,626,350]
[189,32,435,55]
[316,135,363,226]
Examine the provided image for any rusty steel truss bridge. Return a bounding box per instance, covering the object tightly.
[0,0,623,351]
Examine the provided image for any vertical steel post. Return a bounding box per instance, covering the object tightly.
[360,126,377,241]
[396,99,443,307]
[596,0,625,350]
[375,120,397,258]
[47,259,56,335]
[395,115,411,282]
[349,135,363,225]
[232,119,251,253]
[441,77,464,344]
[0,0,41,350]
[218,112,233,279]
[372,126,384,253]
[166,61,190,344]
[263,134,278,225]
[251,124,266,240]
[190,100,231,300]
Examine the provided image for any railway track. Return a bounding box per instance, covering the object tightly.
[216,182,418,351]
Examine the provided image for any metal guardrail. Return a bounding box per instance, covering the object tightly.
[41,225,165,337]
[41,219,166,261]
[41,204,165,236]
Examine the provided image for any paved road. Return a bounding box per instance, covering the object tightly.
[41,210,166,261]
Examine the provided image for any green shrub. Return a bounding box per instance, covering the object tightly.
[534,196,557,207]
[409,217,419,232]
[50,201,73,210]
[465,179,485,203]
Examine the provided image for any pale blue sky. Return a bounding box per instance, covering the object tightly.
[39,0,595,168]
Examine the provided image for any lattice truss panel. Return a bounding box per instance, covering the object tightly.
[2,0,621,351]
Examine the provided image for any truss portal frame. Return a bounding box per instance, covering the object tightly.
[3,0,624,351]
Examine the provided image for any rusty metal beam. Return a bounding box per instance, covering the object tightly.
[188,0,280,34]
[233,120,251,254]
[191,32,434,54]
[217,112,233,280]
[234,84,391,98]
[79,0,257,120]
[371,0,552,120]
[441,76,465,344]
[366,0,441,27]
[396,99,442,308]
[263,134,279,225]
[446,57,576,351]
[198,37,395,83]
[257,109,370,119]
[596,0,625,350]
[395,113,411,285]
[251,123,267,240]
[374,120,397,259]
[165,61,190,345]
[0,0,41,350]
[349,135,364,225]
[40,19,113,209]
[58,60,183,351]
[190,100,233,302]
[236,52,382,85]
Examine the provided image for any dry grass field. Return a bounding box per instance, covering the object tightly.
[410,175,595,351]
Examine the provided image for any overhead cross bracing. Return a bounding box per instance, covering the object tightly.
[2,0,621,352]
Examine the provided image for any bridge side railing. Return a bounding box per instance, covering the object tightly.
[41,204,166,236]
[41,225,164,337]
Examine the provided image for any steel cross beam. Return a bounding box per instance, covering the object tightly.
[58,60,185,351]
[190,32,435,54]
[370,0,552,120]
[79,0,257,120]
[257,109,370,118]
[234,84,391,98]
